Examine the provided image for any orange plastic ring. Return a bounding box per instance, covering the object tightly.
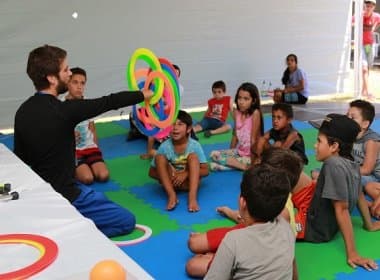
[0,234,58,280]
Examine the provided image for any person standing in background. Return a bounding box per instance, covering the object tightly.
[358,0,380,100]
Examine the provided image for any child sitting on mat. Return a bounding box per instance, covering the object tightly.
[347,100,380,204]
[65,67,109,185]
[209,82,263,171]
[313,99,380,219]
[272,53,309,104]
[204,165,294,279]
[148,110,209,212]
[292,114,378,270]
[193,80,233,138]
[186,147,306,279]
[254,103,308,165]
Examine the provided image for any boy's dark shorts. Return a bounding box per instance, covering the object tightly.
[76,147,104,167]
[198,117,224,131]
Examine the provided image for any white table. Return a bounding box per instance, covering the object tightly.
[0,144,153,280]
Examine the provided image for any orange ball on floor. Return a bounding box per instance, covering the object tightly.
[90,259,126,280]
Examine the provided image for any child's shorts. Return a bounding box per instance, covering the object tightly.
[361,174,380,187]
[198,117,224,131]
[283,92,308,104]
[291,180,317,239]
[206,223,245,252]
[76,147,104,166]
[363,44,375,68]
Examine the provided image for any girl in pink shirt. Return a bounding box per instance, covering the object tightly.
[210,82,263,171]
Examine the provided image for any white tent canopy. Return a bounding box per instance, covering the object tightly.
[0,0,353,129]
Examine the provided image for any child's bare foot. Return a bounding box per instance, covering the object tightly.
[364,219,380,231]
[371,208,380,219]
[166,196,179,211]
[188,200,200,212]
[370,221,380,231]
[140,149,157,160]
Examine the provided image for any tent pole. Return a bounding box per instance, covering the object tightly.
[353,0,363,98]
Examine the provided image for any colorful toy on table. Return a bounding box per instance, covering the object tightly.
[0,183,19,201]
[0,233,58,280]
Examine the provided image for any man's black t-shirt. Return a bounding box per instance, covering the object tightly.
[14,91,143,202]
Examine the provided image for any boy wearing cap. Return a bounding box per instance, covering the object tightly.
[292,114,378,271]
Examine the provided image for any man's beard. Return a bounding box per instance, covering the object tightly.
[56,79,68,95]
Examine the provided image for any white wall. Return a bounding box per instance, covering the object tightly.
[0,0,352,128]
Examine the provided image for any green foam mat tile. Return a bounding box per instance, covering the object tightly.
[106,155,154,188]
[106,190,180,236]
[95,121,127,139]
[191,218,236,233]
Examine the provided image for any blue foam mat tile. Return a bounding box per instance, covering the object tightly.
[98,135,147,159]
[263,117,272,132]
[0,134,14,150]
[306,149,315,156]
[351,206,361,217]
[334,261,380,280]
[129,171,242,227]
[292,120,314,130]
[202,142,232,157]
[121,229,195,280]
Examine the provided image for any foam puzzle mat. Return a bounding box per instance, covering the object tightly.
[2,111,380,279]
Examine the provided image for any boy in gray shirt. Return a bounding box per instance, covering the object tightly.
[292,114,378,271]
[205,165,295,280]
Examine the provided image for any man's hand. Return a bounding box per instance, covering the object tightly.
[141,89,153,101]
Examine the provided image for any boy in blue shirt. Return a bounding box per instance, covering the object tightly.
[149,110,209,212]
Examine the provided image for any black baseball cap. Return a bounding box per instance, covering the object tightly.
[319,114,360,143]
